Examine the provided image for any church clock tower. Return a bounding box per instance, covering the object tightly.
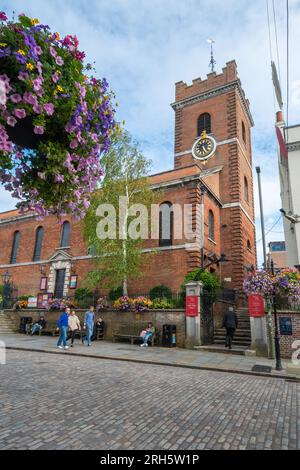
[171,60,256,289]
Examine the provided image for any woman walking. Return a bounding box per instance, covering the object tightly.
[67,310,81,348]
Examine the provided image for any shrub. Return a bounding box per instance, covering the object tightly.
[108,286,123,301]
[151,297,173,310]
[149,285,172,301]
[181,269,221,303]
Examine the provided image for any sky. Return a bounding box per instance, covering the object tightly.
[1,0,299,266]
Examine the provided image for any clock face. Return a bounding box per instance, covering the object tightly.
[192,136,216,161]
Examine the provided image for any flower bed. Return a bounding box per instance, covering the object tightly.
[0,12,116,219]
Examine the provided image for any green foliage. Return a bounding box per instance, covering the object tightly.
[17,294,33,301]
[0,285,3,296]
[108,286,124,301]
[151,297,173,310]
[82,131,161,295]
[74,288,93,301]
[149,285,172,301]
[182,269,221,302]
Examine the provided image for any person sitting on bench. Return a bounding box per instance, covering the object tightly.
[140,322,155,347]
[30,317,46,336]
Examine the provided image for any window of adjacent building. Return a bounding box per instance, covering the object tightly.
[33,226,44,262]
[159,202,173,247]
[242,121,246,144]
[247,240,252,252]
[10,231,20,264]
[208,210,215,241]
[197,113,211,136]
[60,221,70,247]
[244,177,249,203]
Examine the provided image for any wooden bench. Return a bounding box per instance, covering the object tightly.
[113,323,159,346]
[41,321,60,337]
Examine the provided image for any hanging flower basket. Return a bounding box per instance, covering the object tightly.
[0,12,116,219]
[243,268,300,303]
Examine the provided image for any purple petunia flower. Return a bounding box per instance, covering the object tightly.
[52,72,60,83]
[49,46,57,58]
[33,104,43,114]
[10,93,22,103]
[44,103,55,116]
[18,71,29,82]
[56,56,64,66]
[70,139,78,149]
[23,92,38,106]
[34,46,43,56]
[7,116,17,127]
[54,174,65,183]
[14,109,27,119]
[34,125,44,135]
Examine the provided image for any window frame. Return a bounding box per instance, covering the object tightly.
[33,226,44,262]
[60,221,71,248]
[10,231,20,264]
[197,113,212,136]
[159,202,174,247]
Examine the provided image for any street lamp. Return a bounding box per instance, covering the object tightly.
[2,271,11,284]
[203,253,229,270]
[271,260,282,371]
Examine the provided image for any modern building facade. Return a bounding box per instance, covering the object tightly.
[0,61,256,298]
[276,113,300,268]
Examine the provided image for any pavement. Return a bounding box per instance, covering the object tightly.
[1,349,299,450]
[0,333,299,381]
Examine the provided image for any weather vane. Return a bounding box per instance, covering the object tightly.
[207,39,216,73]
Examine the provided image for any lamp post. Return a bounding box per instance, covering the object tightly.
[271,260,282,371]
[1,271,12,309]
[203,253,229,270]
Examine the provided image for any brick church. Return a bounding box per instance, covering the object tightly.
[0,61,256,299]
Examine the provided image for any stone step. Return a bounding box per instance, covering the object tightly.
[214,340,251,347]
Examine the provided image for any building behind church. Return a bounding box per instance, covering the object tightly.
[0,61,256,299]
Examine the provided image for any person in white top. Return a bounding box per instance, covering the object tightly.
[67,310,81,348]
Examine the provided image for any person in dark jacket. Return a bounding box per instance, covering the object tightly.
[30,317,46,336]
[57,307,70,350]
[222,306,238,349]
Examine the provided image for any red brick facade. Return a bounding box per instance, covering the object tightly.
[0,61,256,298]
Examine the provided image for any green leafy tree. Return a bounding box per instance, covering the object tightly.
[83,131,160,295]
[182,269,221,302]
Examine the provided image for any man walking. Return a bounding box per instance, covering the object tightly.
[82,306,95,347]
[57,307,70,350]
[222,306,238,350]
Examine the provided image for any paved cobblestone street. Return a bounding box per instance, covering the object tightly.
[0,350,299,450]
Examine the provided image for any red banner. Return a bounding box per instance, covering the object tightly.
[186,296,199,317]
[248,294,265,318]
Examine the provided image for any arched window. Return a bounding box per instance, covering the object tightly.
[208,210,215,241]
[60,221,70,248]
[159,202,173,247]
[244,177,249,203]
[242,121,246,144]
[247,240,251,252]
[10,231,20,264]
[33,226,43,262]
[197,113,211,136]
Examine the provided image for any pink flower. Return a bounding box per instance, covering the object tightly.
[44,103,55,116]
[35,46,43,56]
[0,80,6,106]
[49,46,57,58]
[7,116,17,127]
[75,116,82,126]
[0,12,7,21]
[65,123,75,133]
[34,125,44,135]
[33,78,43,92]
[70,139,78,149]
[52,72,60,83]
[10,94,22,103]
[54,174,65,183]
[18,71,29,82]
[55,56,64,66]
[13,109,27,119]
[37,62,43,75]
[33,104,43,114]
[75,50,85,62]
[23,92,38,106]
[38,172,46,180]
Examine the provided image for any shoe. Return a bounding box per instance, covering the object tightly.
[71,344,74,348]
[140,344,144,347]
[58,346,63,349]
[145,343,148,347]
[64,346,69,350]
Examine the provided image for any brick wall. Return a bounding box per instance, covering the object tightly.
[268,312,300,359]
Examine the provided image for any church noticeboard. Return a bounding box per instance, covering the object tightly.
[37,293,53,309]
[186,296,199,317]
[279,317,293,336]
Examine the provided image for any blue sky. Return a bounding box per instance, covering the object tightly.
[1,0,299,266]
